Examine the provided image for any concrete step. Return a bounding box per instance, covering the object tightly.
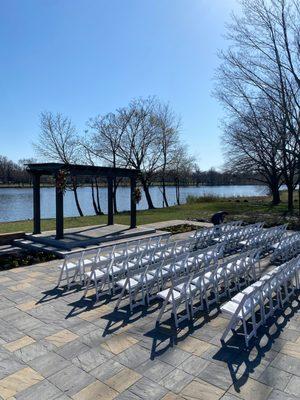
[13,229,170,258]
[13,239,63,256]
[25,227,157,250]
[0,244,24,257]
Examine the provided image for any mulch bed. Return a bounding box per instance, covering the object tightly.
[160,224,200,235]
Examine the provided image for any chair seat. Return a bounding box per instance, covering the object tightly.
[133,273,155,283]
[221,299,251,317]
[99,255,111,261]
[82,258,94,266]
[157,288,182,302]
[191,276,205,288]
[174,283,197,295]
[272,242,280,250]
[127,260,138,269]
[149,268,169,277]
[85,269,106,281]
[59,262,77,270]
[109,265,123,275]
[116,277,139,289]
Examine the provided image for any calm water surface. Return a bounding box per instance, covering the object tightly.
[0,185,268,222]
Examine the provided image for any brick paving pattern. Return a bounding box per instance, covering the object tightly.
[0,233,300,399]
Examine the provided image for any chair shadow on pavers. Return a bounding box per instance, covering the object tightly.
[213,293,300,393]
[102,301,161,336]
[146,302,222,360]
[38,284,83,305]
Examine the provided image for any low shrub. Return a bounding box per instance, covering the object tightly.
[0,251,57,270]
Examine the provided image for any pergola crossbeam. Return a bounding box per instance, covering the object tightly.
[27,163,139,239]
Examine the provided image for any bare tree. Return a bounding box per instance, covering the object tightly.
[116,97,164,209]
[34,112,84,216]
[81,143,104,215]
[156,103,181,207]
[215,0,300,208]
[86,111,131,213]
[222,106,283,205]
[170,145,194,205]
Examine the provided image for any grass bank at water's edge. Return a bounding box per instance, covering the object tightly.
[1,191,300,234]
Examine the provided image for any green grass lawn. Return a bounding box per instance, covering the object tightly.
[1,191,300,234]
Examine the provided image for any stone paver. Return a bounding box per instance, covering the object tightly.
[105,367,142,393]
[181,378,225,399]
[284,375,300,397]
[101,334,138,355]
[45,329,79,347]
[0,228,300,399]
[160,368,193,393]
[15,379,62,400]
[258,366,292,391]
[228,377,272,400]
[48,365,94,397]
[3,336,35,352]
[0,367,44,399]
[72,380,118,400]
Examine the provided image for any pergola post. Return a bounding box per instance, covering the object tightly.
[55,176,64,239]
[107,176,114,225]
[130,176,137,228]
[32,174,41,234]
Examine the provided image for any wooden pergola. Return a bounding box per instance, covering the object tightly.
[27,163,139,239]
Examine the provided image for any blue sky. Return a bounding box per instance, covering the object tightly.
[0,0,239,170]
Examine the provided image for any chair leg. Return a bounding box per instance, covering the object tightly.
[115,284,127,311]
[57,267,64,287]
[156,295,169,325]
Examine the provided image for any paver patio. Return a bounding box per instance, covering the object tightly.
[0,231,300,399]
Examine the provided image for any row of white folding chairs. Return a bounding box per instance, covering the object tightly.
[220,256,300,347]
[271,233,300,263]
[191,226,216,248]
[216,220,243,236]
[83,236,207,300]
[114,243,225,312]
[191,221,244,249]
[240,224,287,253]
[57,234,171,289]
[155,248,261,328]
[214,222,264,253]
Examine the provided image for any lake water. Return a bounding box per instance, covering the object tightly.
[0,185,268,222]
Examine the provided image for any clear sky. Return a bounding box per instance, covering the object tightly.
[0,0,239,170]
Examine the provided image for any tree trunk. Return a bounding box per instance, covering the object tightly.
[162,176,169,207]
[175,179,180,205]
[91,180,100,215]
[72,182,84,216]
[113,178,118,213]
[95,178,103,215]
[298,181,300,217]
[140,176,155,209]
[269,182,280,206]
[287,183,294,212]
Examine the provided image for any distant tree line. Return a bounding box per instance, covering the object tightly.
[0,156,35,185]
[215,0,300,212]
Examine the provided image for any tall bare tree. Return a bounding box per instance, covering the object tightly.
[157,103,181,207]
[86,111,132,213]
[170,145,194,205]
[215,0,300,208]
[34,112,84,216]
[116,97,164,209]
